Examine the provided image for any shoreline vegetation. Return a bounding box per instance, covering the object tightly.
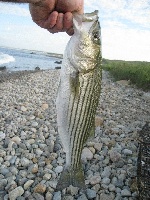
[102,59,150,91]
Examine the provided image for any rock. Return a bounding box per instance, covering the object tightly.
[20,106,27,112]
[127,166,137,177]
[122,149,132,155]
[86,189,96,199]
[55,66,61,69]
[94,143,103,151]
[77,194,88,200]
[121,189,131,197]
[43,173,52,180]
[81,147,93,161]
[35,66,40,71]
[24,180,34,190]
[31,122,38,127]
[54,166,63,173]
[108,184,116,192]
[102,177,111,185]
[89,175,101,185]
[9,156,17,165]
[67,185,79,195]
[33,193,44,200]
[109,149,121,162]
[9,186,24,200]
[20,157,30,167]
[55,60,62,64]
[41,103,49,110]
[35,148,43,156]
[95,116,104,126]
[63,195,74,200]
[34,183,46,193]
[53,191,61,200]
[0,168,9,175]
[11,136,21,144]
[0,131,5,140]
[0,66,6,71]
[45,192,53,200]
[29,164,39,173]
[100,193,115,200]
[0,179,7,189]
[116,80,130,86]
[101,167,111,178]
[0,149,6,157]
[115,159,125,168]
[0,191,7,199]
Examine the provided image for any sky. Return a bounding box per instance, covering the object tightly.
[0,0,150,61]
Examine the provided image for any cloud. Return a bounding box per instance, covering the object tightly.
[0,2,30,17]
[102,26,150,61]
[85,0,150,29]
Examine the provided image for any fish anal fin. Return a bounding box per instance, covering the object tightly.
[56,166,86,191]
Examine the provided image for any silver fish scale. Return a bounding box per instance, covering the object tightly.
[56,10,102,190]
[68,68,101,169]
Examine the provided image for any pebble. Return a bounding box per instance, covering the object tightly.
[100,193,115,200]
[20,157,30,167]
[94,143,103,151]
[45,192,53,200]
[54,166,63,173]
[24,180,34,190]
[20,106,27,112]
[31,122,38,127]
[81,147,93,161]
[121,189,132,197]
[109,149,121,162]
[53,191,61,200]
[11,136,21,144]
[34,183,46,193]
[0,70,149,199]
[86,189,96,199]
[0,131,5,140]
[102,177,111,185]
[67,185,79,196]
[43,173,52,180]
[89,175,101,185]
[122,149,133,155]
[8,186,24,200]
[33,193,44,200]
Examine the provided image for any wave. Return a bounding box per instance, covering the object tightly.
[0,52,15,65]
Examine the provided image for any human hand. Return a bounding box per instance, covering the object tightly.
[29,0,83,35]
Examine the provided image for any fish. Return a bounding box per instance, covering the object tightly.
[56,10,102,190]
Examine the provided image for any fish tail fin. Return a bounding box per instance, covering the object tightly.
[56,167,86,191]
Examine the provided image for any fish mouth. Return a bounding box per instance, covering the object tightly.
[82,10,99,22]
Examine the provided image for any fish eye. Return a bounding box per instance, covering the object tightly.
[92,31,100,42]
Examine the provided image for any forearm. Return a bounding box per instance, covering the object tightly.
[0,0,41,3]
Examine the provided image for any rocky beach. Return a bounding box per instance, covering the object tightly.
[0,69,149,200]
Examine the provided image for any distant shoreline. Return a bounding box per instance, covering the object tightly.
[0,69,58,83]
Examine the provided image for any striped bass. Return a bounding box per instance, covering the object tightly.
[56,10,102,190]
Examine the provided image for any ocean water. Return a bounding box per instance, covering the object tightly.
[0,46,63,71]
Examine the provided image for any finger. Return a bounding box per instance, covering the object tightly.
[66,27,74,36]
[63,12,73,30]
[47,26,65,34]
[48,11,58,28]
[56,13,64,31]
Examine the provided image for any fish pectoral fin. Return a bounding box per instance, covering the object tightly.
[56,166,86,191]
[69,71,80,94]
